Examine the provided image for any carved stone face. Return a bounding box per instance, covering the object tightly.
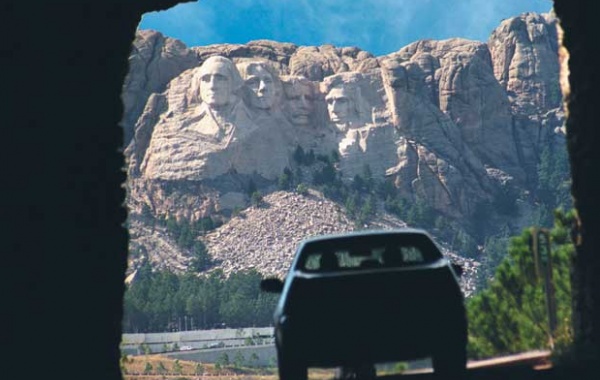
[326,86,354,124]
[199,60,233,108]
[283,83,314,126]
[244,65,275,110]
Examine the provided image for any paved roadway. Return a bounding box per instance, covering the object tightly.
[385,350,552,379]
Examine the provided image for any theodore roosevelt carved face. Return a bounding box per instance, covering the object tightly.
[282,77,315,126]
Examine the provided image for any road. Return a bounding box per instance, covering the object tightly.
[385,350,553,379]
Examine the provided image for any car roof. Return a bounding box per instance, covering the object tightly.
[299,228,432,245]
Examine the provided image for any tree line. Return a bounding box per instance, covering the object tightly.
[281,145,439,228]
[124,208,576,360]
[122,263,278,333]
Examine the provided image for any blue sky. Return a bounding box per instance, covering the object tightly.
[139,0,553,56]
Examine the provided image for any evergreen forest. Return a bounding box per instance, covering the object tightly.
[123,266,278,333]
[123,141,575,359]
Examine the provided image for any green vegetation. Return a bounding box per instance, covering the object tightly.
[123,355,277,378]
[278,167,294,190]
[290,146,379,226]
[156,362,167,374]
[476,226,511,287]
[537,142,573,224]
[158,216,217,271]
[122,265,278,333]
[233,351,245,369]
[128,141,575,347]
[251,191,264,207]
[381,184,436,228]
[138,343,152,355]
[467,210,575,359]
[296,183,309,195]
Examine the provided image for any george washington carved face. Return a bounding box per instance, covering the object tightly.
[198,56,239,108]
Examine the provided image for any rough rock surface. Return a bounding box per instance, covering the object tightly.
[122,30,200,144]
[203,190,357,277]
[489,12,564,178]
[289,44,380,81]
[194,40,299,74]
[203,191,479,296]
[490,13,562,114]
[123,12,564,295]
[383,38,525,184]
[128,220,191,273]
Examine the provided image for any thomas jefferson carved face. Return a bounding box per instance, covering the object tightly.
[283,81,315,126]
[244,64,276,110]
[199,58,234,108]
[326,86,354,124]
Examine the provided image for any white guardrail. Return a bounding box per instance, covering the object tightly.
[121,327,275,355]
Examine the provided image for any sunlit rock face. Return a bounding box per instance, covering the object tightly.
[121,30,200,145]
[136,56,293,182]
[488,12,564,179]
[123,12,565,277]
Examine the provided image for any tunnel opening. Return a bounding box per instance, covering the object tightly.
[116,1,573,378]
[5,1,600,380]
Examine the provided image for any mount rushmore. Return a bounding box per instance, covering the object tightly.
[123,12,567,279]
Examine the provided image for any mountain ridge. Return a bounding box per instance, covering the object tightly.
[123,12,569,293]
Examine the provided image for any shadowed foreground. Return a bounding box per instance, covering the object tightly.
[4,2,600,380]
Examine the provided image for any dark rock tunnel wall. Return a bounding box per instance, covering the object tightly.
[554,0,600,354]
[3,1,599,379]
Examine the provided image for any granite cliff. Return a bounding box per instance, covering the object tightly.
[123,12,567,291]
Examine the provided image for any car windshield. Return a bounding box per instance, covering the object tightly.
[297,233,443,273]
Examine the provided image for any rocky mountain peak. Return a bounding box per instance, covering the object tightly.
[123,12,567,292]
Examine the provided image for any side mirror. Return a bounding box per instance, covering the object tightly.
[260,278,284,293]
[451,263,464,277]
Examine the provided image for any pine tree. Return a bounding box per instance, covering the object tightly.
[251,191,263,207]
[293,145,305,164]
[306,149,315,165]
[247,179,258,197]
[278,172,289,189]
[218,353,230,367]
[143,362,153,375]
[166,217,178,235]
[296,183,308,195]
[233,351,245,369]
[189,240,211,272]
[467,210,575,359]
[330,149,340,163]
[172,359,183,375]
[362,164,373,190]
[359,195,375,221]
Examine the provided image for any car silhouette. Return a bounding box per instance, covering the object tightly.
[260,229,467,379]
